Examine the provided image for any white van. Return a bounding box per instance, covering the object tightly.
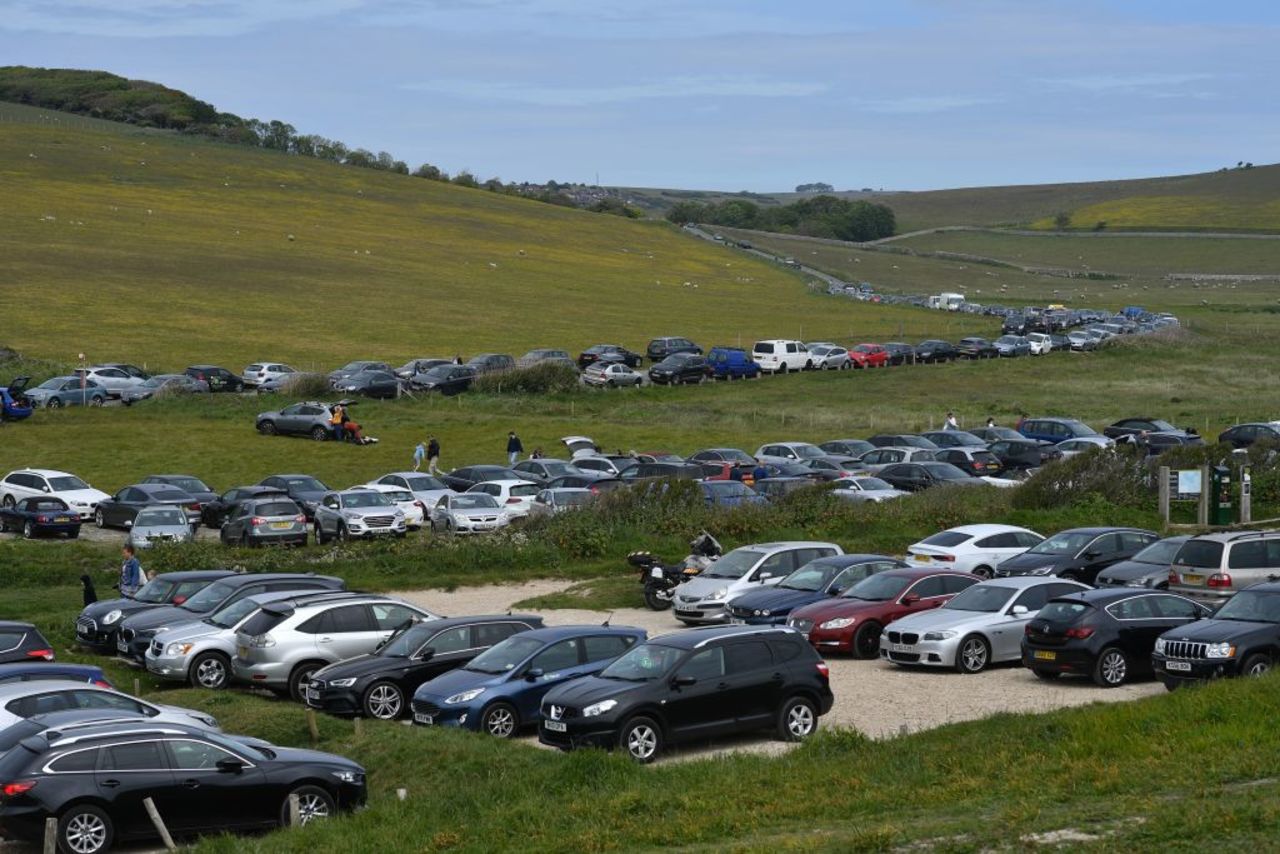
[752,340,811,373]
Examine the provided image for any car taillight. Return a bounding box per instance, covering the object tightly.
[1065,627,1094,639]
[251,517,265,526]
[36,515,49,523]
[506,498,521,504]
[26,649,53,661]
[2,780,37,797]
[1208,573,1233,588]
[188,503,201,511]
[294,515,306,523]
[415,501,424,510]
[1169,569,1179,586]
[815,661,830,678]
[93,679,113,689]
[933,554,955,562]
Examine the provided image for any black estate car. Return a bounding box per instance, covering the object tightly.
[184,365,244,393]
[538,625,834,763]
[578,344,643,369]
[915,340,958,364]
[996,527,1160,585]
[76,571,234,652]
[1152,583,1280,688]
[0,622,54,664]
[648,353,711,385]
[307,614,544,719]
[1022,588,1210,687]
[0,722,366,854]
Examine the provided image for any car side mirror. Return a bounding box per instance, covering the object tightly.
[417,647,435,661]
[672,675,697,687]
[1010,605,1029,617]
[901,594,920,605]
[123,520,132,528]
[216,758,246,774]
[525,667,544,681]
[1083,551,1099,560]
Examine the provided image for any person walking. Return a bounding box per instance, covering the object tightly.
[729,463,744,482]
[752,462,769,483]
[119,545,142,598]
[427,436,441,474]
[413,440,426,472]
[506,431,524,466]
[944,411,959,430]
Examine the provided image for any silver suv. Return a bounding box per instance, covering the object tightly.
[1169,530,1280,603]
[231,593,438,700]
[313,489,406,543]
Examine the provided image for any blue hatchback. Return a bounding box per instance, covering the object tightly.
[0,376,32,422]
[726,555,908,625]
[410,625,646,737]
[707,347,761,380]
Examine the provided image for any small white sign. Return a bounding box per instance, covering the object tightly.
[1177,469,1202,496]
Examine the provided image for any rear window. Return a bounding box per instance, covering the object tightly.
[1038,601,1090,622]
[1175,540,1225,569]
[752,342,775,354]
[240,610,290,637]
[920,532,971,548]
[511,484,540,497]
[256,502,300,517]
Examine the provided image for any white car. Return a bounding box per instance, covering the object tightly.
[369,472,452,508]
[906,524,1045,578]
[854,447,936,474]
[754,442,826,466]
[0,680,221,733]
[1057,436,1115,458]
[465,479,541,518]
[75,365,148,397]
[241,362,297,387]
[0,469,110,521]
[673,541,844,625]
[1025,332,1053,355]
[560,435,599,459]
[351,484,425,529]
[751,339,812,373]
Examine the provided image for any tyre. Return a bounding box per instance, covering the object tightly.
[279,784,335,827]
[89,396,104,407]
[94,508,105,528]
[363,681,405,720]
[777,695,818,742]
[2,495,13,509]
[240,532,251,549]
[289,663,323,702]
[48,397,62,409]
[258,420,277,435]
[337,523,350,542]
[804,360,813,371]
[311,425,329,441]
[314,522,328,545]
[851,621,882,659]
[22,521,35,539]
[1243,653,1272,677]
[1032,668,1061,681]
[1093,647,1129,687]
[67,527,79,539]
[480,701,519,738]
[972,565,993,580]
[779,364,789,374]
[955,634,991,673]
[57,803,113,854]
[190,651,230,690]
[643,584,674,611]
[619,715,662,763]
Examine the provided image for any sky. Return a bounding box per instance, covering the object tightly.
[1,0,1277,192]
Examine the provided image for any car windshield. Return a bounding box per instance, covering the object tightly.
[779,562,842,592]
[181,581,234,612]
[421,366,452,380]
[1148,420,1177,432]
[510,484,540,497]
[944,584,1016,613]
[841,574,911,601]
[599,644,682,681]
[403,476,446,491]
[133,578,179,604]
[135,508,188,526]
[29,499,67,511]
[464,635,544,673]
[339,361,368,371]
[854,477,892,491]
[556,492,593,507]
[1026,531,1095,556]
[342,492,392,508]
[161,477,208,493]
[452,495,499,510]
[207,597,267,629]
[1062,420,1098,436]
[36,379,66,390]
[48,476,90,491]
[377,624,434,658]
[789,445,823,459]
[1132,538,1186,566]
[920,531,972,548]
[701,549,765,579]
[140,377,166,388]
[1214,590,1280,623]
[996,336,1018,345]
[923,463,972,480]
[537,463,575,477]
[283,477,326,492]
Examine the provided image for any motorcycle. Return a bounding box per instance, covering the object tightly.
[627,531,722,611]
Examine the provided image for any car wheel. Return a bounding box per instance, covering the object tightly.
[1243,653,1273,677]
[955,634,990,673]
[363,681,404,720]
[804,360,813,371]
[972,565,993,579]
[48,397,63,409]
[94,508,105,528]
[289,663,323,702]
[314,522,328,545]
[619,715,662,763]
[190,651,230,690]
[258,420,277,435]
[851,621,882,659]
[58,803,114,854]
[777,695,818,742]
[480,701,519,738]
[89,396,104,407]
[240,532,251,549]
[279,784,335,827]
[310,425,329,441]
[1093,647,1128,687]
[779,364,789,374]
[337,523,350,542]
[1,495,13,509]
[22,521,35,539]
[1032,668,1060,681]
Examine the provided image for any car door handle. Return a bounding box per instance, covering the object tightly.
[181,779,200,789]
[770,672,784,683]
[319,637,333,643]
[716,682,731,690]
[100,779,120,788]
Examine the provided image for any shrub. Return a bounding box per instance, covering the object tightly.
[472,362,580,395]
[1012,446,1150,510]
[271,372,331,398]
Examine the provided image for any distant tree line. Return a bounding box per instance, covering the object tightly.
[0,66,643,217]
[665,195,896,241]
[795,182,834,193]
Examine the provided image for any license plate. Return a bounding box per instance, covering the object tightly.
[650,567,664,579]
[414,712,434,725]
[237,646,248,658]
[1166,660,1192,672]
[544,720,567,732]
[1033,650,1056,661]
[55,516,71,523]
[891,643,911,652]
[729,618,745,625]
[1181,574,1204,585]
[913,555,929,562]
[305,689,320,701]
[270,521,292,530]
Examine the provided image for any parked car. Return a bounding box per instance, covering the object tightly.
[920,430,988,450]
[755,442,826,465]
[933,447,1005,476]
[466,353,516,374]
[412,364,476,395]
[820,439,876,458]
[546,474,621,494]
[1217,422,1280,449]
[0,469,109,521]
[220,496,308,547]
[538,625,833,762]
[509,459,581,485]
[528,488,596,517]
[799,456,864,481]
[0,376,32,421]
[241,362,296,387]
[907,525,1044,578]
[0,722,365,854]
[915,340,959,363]
[574,456,633,478]
[1056,436,1114,458]
[867,434,939,450]
[73,366,147,398]
[23,376,108,408]
[854,447,937,474]
[75,571,234,652]
[0,622,54,663]
[200,485,288,528]
[141,474,217,507]
[127,506,196,549]
[957,337,998,359]
[517,349,575,369]
[256,401,338,441]
[232,592,436,700]
[118,373,209,405]
[352,484,425,529]
[336,369,401,399]
[1022,588,1211,686]
[327,360,390,387]
[305,614,544,719]
[727,555,908,625]
[429,493,508,535]
[751,339,812,373]
[788,569,979,657]
[1095,535,1191,589]
[369,472,452,508]
[466,479,542,518]
[700,480,766,507]
[673,542,843,625]
[1067,330,1098,351]
[1168,530,1280,604]
[185,364,244,392]
[578,344,642,369]
[582,362,643,387]
[830,476,907,503]
[806,343,851,370]
[753,476,816,501]
[394,358,451,380]
[1019,417,1100,444]
[0,496,81,539]
[438,465,523,492]
[1026,332,1053,355]
[410,625,646,737]
[625,461,706,481]
[1152,582,1280,688]
[648,353,711,385]
[258,474,330,518]
[993,335,1032,357]
[707,346,762,379]
[848,343,889,368]
[313,489,407,542]
[880,577,1089,672]
[94,483,201,529]
[883,342,916,365]
[688,448,756,467]
[0,682,219,733]
[876,462,984,492]
[996,527,1160,585]
[986,438,1062,470]
[969,426,1025,443]
[646,337,701,362]
[0,662,111,688]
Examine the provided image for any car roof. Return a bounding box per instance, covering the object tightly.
[152,570,236,581]
[1053,526,1154,536]
[1184,530,1280,544]
[976,576,1085,590]
[213,572,343,588]
[517,624,646,641]
[1049,587,1184,606]
[7,468,78,478]
[0,679,116,700]
[0,620,38,631]
[935,524,1036,536]
[409,614,542,631]
[648,624,801,649]
[469,479,539,488]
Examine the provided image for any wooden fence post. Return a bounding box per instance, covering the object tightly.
[43,817,57,854]
[143,797,177,851]
[289,793,302,826]
[306,708,320,745]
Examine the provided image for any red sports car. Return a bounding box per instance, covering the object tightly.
[848,344,889,369]
[786,568,978,657]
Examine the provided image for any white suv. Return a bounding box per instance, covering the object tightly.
[0,469,110,521]
[74,366,147,397]
[752,340,812,373]
[241,362,297,387]
[1026,333,1052,355]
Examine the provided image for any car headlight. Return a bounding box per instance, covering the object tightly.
[922,631,957,641]
[103,609,123,625]
[820,617,856,630]
[582,699,618,718]
[328,678,357,688]
[331,770,360,784]
[1029,566,1056,576]
[189,712,219,728]
[760,610,771,617]
[1205,642,1236,659]
[1154,638,1166,654]
[165,642,194,656]
[445,688,485,704]
[707,587,729,601]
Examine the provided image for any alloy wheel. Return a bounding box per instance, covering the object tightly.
[484,705,516,737]
[626,723,658,760]
[366,684,402,719]
[1248,659,1272,677]
[195,656,227,689]
[296,792,331,825]
[1100,650,1127,685]
[960,638,988,672]
[64,813,108,854]
[786,703,815,738]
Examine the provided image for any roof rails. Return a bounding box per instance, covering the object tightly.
[47,726,193,747]
[1223,530,1276,541]
[691,625,796,648]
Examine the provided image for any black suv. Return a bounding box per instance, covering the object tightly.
[538,625,833,763]
[996,527,1160,585]
[184,365,243,393]
[915,340,958,364]
[1152,582,1280,688]
[0,722,365,854]
[115,573,345,661]
[648,353,711,385]
[578,344,643,369]
[646,337,702,362]
[75,571,234,651]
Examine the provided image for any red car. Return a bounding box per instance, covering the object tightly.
[786,568,978,657]
[848,344,889,369]
[696,461,756,486]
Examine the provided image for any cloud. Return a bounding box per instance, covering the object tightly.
[1040,72,1219,92]
[3,0,366,37]
[401,75,826,106]
[849,95,999,114]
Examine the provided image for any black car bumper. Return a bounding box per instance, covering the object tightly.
[1021,644,1096,674]
[1151,653,1243,685]
[538,718,618,751]
[304,685,362,716]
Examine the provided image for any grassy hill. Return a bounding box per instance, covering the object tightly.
[0,104,967,370]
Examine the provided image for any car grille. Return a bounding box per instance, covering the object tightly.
[150,640,164,656]
[886,631,919,645]
[787,618,814,634]
[412,700,441,717]
[677,595,701,605]
[76,617,97,635]
[888,651,921,663]
[542,703,578,721]
[729,606,752,617]
[120,628,135,643]
[1163,640,1208,660]
[364,515,396,528]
